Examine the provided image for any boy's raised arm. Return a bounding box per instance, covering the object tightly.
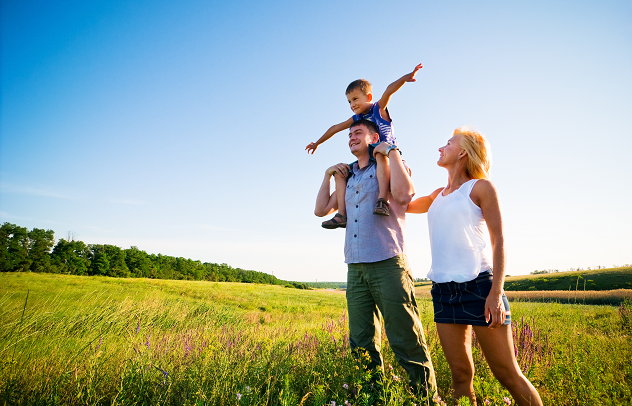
[306,117,354,154]
[377,63,423,120]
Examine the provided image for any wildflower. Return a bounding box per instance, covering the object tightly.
[484,400,491,405]
[236,393,242,401]
[392,375,400,381]
[388,364,393,370]
[245,386,251,393]
[343,383,349,389]
[503,397,512,405]
[344,401,351,406]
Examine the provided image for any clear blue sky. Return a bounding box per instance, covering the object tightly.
[2,0,631,281]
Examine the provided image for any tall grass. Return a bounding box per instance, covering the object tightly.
[505,289,632,305]
[1,273,631,405]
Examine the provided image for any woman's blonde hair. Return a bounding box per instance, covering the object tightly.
[454,127,491,179]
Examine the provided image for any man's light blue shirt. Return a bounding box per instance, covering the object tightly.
[344,161,407,264]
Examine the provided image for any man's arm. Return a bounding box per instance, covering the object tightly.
[377,63,423,121]
[306,117,355,154]
[314,163,350,216]
[373,143,414,206]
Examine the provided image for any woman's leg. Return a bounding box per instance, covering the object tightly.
[473,325,543,406]
[436,323,476,405]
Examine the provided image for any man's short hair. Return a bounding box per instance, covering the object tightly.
[346,79,372,96]
[350,119,379,135]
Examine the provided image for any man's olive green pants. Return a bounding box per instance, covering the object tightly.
[346,254,437,394]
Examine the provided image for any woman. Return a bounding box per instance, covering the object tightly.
[407,128,543,405]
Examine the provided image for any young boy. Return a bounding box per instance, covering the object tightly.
[306,63,423,229]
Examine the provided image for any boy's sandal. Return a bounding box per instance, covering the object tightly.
[322,213,347,229]
[373,198,390,216]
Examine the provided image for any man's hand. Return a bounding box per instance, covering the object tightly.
[326,163,350,179]
[403,63,423,83]
[306,142,319,154]
[372,142,395,158]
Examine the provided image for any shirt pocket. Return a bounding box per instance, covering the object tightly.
[361,171,380,194]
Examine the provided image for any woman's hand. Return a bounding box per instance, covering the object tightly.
[485,290,506,328]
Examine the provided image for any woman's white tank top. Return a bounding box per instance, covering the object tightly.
[427,179,493,283]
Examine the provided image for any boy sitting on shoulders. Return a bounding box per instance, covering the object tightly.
[306,63,423,229]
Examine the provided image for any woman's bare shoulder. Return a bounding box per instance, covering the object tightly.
[430,187,444,199]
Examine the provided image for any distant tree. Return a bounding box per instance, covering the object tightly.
[103,245,129,277]
[52,239,91,275]
[0,223,30,272]
[27,228,55,272]
[124,246,153,278]
[90,245,111,276]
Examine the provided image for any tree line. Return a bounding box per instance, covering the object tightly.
[0,222,309,288]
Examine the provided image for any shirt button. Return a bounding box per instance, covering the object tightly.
[355,219,357,222]
[356,191,359,194]
[354,234,357,238]
[356,205,358,208]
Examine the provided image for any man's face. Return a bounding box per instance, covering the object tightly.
[348,124,378,156]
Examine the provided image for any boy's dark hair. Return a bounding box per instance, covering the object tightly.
[346,79,372,96]
[350,119,379,135]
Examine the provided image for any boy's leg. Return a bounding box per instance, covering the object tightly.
[335,172,347,216]
[321,172,347,229]
[373,153,391,216]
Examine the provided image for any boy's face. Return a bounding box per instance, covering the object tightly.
[346,89,373,115]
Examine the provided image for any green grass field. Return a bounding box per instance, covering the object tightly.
[1,273,631,405]
[503,267,632,291]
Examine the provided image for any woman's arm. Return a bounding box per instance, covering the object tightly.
[471,180,506,328]
[407,188,443,213]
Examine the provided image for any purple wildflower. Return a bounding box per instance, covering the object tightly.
[343,383,349,389]
[95,336,102,352]
[484,400,491,405]
[136,320,141,334]
[236,393,242,401]
[503,396,512,405]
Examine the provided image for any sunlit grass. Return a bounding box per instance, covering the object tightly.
[1,273,631,405]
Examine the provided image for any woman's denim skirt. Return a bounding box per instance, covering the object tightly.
[431,270,511,326]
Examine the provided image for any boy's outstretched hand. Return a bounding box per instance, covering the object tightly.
[306,142,319,154]
[404,63,423,82]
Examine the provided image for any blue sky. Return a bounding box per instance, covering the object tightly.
[1,0,631,281]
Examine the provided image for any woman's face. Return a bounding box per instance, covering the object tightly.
[437,134,463,167]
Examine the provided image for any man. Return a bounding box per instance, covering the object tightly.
[314,119,437,396]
